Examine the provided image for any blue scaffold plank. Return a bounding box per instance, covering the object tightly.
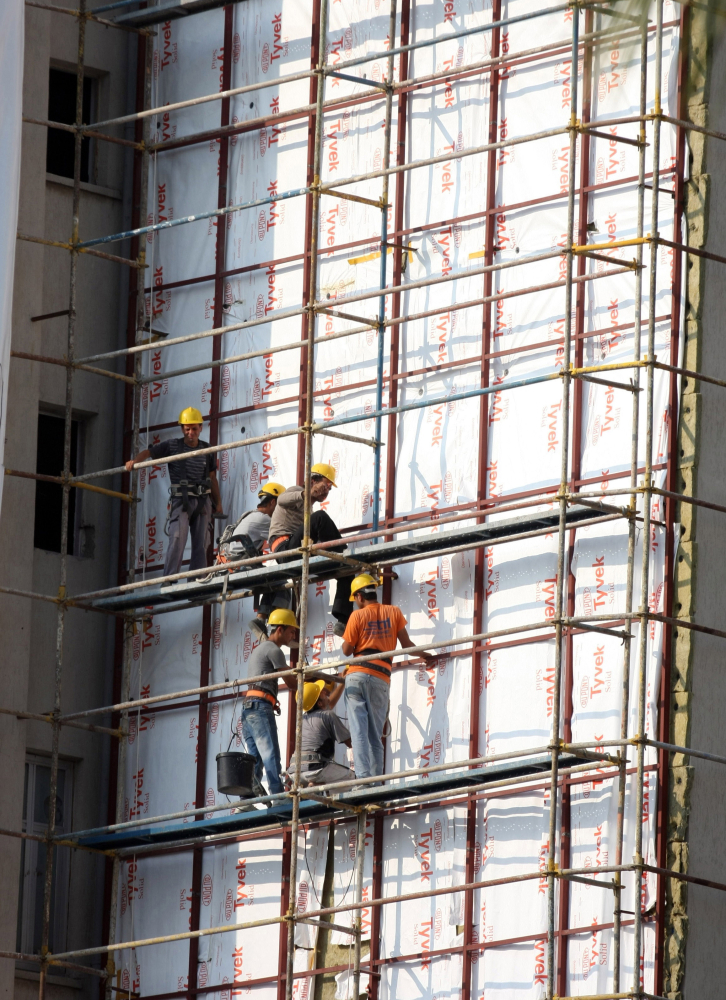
[89,504,611,613]
[72,752,594,850]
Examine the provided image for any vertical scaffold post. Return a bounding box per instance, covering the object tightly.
[547,3,579,996]
[286,0,329,995]
[613,13,649,992]
[351,808,369,1000]
[372,0,398,530]
[633,0,663,994]
[105,28,153,998]
[38,5,86,999]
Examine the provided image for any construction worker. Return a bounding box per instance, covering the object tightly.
[341,574,434,781]
[240,608,300,795]
[285,678,353,787]
[214,482,287,639]
[125,407,222,578]
[268,463,351,634]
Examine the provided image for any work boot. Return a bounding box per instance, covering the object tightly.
[249,617,268,641]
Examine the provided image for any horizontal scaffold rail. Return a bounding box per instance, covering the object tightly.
[73,752,595,850]
[90,504,613,612]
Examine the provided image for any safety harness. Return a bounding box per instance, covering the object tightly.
[216,510,261,565]
[169,478,212,525]
[346,647,392,682]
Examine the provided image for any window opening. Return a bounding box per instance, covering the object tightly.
[16,756,73,957]
[46,68,93,182]
[33,414,78,554]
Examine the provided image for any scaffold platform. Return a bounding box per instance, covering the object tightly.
[71,752,595,850]
[92,504,612,613]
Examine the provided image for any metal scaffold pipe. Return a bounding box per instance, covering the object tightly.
[613,13,649,989]
[38,6,86,997]
[285,0,329,994]
[633,0,664,992]
[547,5,580,995]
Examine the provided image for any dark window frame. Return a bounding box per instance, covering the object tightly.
[46,68,95,183]
[33,413,80,555]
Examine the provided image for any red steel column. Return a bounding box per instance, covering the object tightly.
[463,5,501,997]
[188,9,234,997]
[374,3,409,994]
[101,29,149,997]
[282,5,323,994]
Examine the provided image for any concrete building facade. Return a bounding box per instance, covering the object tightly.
[0,5,134,1000]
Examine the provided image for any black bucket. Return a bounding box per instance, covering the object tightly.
[216,752,256,797]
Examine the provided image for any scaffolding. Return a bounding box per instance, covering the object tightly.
[8,0,726,998]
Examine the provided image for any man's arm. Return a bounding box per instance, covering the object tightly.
[326,681,345,708]
[277,486,304,511]
[341,640,355,657]
[125,448,151,472]
[209,469,223,515]
[397,626,435,661]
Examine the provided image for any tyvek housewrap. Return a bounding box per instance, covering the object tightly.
[116,0,680,996]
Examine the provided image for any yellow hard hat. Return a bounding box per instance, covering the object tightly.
[350,573,381,599]
[311,462,337,487]
[268,608,299,630]
[178,407,203,425]
[258,482,285,499]
[301,679,326,712]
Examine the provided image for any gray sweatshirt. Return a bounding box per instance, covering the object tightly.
[268,485,305,543]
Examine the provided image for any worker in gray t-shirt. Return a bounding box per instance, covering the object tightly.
[241,608,300,795]
[215,482,288,640]
[286,677,354,787]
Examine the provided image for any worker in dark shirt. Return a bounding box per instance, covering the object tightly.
[125,407,222,578]
[286,678,353,787]
[268,463,352,635]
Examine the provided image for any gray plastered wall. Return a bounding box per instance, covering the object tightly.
[665,5,726,998]
[0,6,134,1000]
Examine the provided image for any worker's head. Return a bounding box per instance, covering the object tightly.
[178,407,204,446]
[302,679,326,712]
[350,573,380,608]
[310,463,337,502]
[267,608,300,648]
[257,482,285,515]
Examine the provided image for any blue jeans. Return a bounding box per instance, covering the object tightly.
[344,672,390,779]
[240,700,283,794]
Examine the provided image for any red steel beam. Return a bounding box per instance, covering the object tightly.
[100,25,149,1000]
[141,167,670,299]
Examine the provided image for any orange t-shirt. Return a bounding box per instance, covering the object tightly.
[343,603,406,682]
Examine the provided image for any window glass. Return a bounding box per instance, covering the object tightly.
[46,68,93,182]
[34,414,78,554]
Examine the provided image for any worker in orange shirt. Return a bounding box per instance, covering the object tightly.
[341,574,434,781]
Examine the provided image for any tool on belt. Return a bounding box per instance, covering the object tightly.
[169,479,212,521]
[244,688,282,715]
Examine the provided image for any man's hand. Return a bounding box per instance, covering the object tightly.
[214,502,224,516]
[125,459,135,472]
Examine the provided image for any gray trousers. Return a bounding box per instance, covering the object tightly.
[164,496,212,577]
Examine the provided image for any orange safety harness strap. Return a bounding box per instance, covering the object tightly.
[345,648,392,684]
[270,534,291,552]
[244,688,278,708]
